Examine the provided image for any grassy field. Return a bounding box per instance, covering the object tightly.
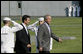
[1,17,82,53]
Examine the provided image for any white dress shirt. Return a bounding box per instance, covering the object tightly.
[22,23,28,34]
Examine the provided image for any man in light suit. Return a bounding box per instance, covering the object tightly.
[37,15,62,53]
[14,15,31,53]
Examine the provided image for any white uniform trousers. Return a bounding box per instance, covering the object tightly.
[1,46,14,53]
[69,11,72,17]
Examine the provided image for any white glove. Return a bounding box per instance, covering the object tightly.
[11,20,18,26]
[31,21,39,26]
[11,20,15,23]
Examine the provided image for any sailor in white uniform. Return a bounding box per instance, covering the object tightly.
[77,4,80,17]
[27,17,44,53]
[1,17,23,53]
[69,5,73,17]
[73,4,77,17]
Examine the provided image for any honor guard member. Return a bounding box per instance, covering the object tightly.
[1,17,23,53]
[77,4,80,17]
[73,4,76,17]
[69,5,72,17]
[28,17,45,53]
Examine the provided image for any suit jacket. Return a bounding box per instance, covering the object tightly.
[37,22,59,51]
[14,23,31,53]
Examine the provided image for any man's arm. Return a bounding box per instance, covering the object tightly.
[51,33,62,42]
[27,21,38,29]
[27,21,39,31]
[30,21,39,26]
[11,21,23,32]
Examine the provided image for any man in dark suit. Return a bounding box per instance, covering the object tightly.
[14,15,31,53]
[37,15,62,53]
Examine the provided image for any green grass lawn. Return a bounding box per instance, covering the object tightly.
[1,17,82,53]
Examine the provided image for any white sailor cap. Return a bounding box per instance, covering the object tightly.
[3,17,11,21]
[38,17,44,21]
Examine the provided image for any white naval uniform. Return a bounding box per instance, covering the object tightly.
[77,6,80,17]
[1,21,23,53]
[28,21,39,53]
[73,6,76,17]
[69,6,72,17]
